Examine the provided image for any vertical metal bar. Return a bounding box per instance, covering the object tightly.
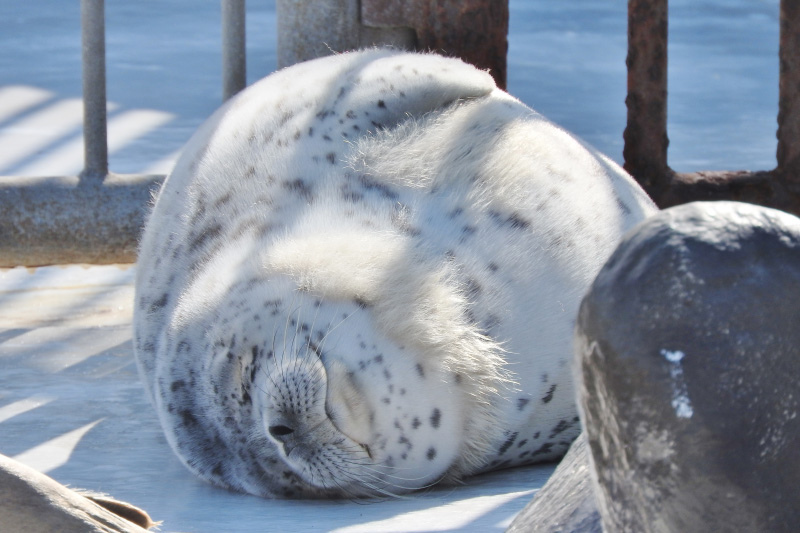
[623,0,670,195]
[277,0,361,70]
[777,0,800,185]
[415,0,509,90]
[80,0,108,179]
[222,0,247,101]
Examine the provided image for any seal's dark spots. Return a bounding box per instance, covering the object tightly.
[508,213,531,229]
[531,442,554,457]
[549,419,571,439]
[150,292,168,312]
[282,178,313,201]
[498,432,518,456]
[430,408,441,429]
[426,447,437,460]
[188,223,223,253]
[541,384,557,404]
[179,409,199,428]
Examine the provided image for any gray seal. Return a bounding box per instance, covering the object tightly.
[575,200,800,532]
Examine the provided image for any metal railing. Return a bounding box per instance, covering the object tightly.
[0,0,247,267]
[1,0,797,267]
[624,0,800,212]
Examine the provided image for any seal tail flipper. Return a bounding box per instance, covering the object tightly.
[79,492,159,530]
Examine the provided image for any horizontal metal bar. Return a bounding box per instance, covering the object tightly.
[662,170,778,207]
[0,174,164,267]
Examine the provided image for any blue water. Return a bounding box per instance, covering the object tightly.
[0,0,780,174]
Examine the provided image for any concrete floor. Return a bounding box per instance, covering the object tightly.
[0,264,554,532]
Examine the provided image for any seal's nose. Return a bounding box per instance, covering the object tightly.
[269,424,294,440]
[269,424,296,454]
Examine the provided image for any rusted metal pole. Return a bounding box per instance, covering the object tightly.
[620,0,800,215]
[416,0,508,89]
[222,0,247,101]
[777,0,800,188]
[361,0,508,89]
[623,0,670,197]
[80,0,108,180]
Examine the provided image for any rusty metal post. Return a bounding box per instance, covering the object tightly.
[777,0,800,189]
[620,0,800,215]
[623,0,670,197]
[361,0,508,89]
[416,0,508,89]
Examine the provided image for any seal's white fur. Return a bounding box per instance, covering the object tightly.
[134,49,656,498]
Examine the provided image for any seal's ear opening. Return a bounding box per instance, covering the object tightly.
[81,493,157,530]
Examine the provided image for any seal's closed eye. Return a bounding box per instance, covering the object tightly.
[324,358,371,444]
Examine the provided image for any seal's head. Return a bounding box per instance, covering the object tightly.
[197,275,476,497]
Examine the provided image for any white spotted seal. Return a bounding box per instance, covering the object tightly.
[133,49,656,498]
